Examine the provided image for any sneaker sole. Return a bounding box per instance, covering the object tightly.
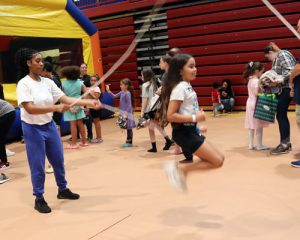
[270,151,289,155]
[57,195,80,200]
[0,178,10,184]
[291,164,300,168]
[0,166,11,171]
[34,206,51,213]
[57,196,80,200]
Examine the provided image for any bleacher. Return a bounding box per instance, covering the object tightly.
[81,0,300,108]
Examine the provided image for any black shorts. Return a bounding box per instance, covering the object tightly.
[53,112,62,126]
[172,124,205,154]
[90,109,101,119]
[143,110,156,120]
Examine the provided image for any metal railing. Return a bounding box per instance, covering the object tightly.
[72,0,143,10]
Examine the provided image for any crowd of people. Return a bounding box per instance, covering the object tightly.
[0,19,300,213]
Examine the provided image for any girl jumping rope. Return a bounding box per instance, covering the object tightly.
[161,53,224,191]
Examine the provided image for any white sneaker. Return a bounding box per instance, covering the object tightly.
[46,165,54,174]
[256,145,270,151]
[248,145,256,150]
[0,173,10,184]
[164,161,187,192]
[6,149,15,157]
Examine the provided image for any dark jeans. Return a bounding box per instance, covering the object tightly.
[221,98,235,112]
[276,88,292,144]
[0,111,16,163]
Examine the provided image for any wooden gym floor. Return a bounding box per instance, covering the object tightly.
[1,112,300,240]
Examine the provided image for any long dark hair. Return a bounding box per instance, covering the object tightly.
[121,78,135,108]
[159,53,193,126]
[221,78,232,89]
[15,48,40,80]
[243,61,264,81]
[142,69,159,93]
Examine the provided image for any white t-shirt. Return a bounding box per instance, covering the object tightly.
[170,81,199,115]
[142,81,156,112]
[17,75,65,125]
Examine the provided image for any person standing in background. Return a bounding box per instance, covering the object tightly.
[264,42,296,155]
[79,63,93,141]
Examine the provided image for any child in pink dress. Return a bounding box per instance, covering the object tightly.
[244,62,269,150]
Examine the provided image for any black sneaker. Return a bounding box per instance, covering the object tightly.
[270,144,291,155]
[57,188,80,200]
[147,148,157,153]
[163,139,174,151]
[34,198,51,214]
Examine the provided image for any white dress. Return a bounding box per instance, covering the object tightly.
[245,76,269,129]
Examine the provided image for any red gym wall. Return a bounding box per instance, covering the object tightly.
[86,0,300,108]
[95,17,139,106]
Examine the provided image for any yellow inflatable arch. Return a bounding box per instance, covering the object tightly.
[0,0,103,106]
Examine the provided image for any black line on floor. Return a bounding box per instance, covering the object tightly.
[88,214,132,239]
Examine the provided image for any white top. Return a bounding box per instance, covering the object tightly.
[88,86,101,99]
[17,75,64,125]
[170,81,199,115]
[142,81,156,112]
[94,86,101,93]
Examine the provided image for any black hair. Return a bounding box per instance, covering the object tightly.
[221,78,233,89]
[43,61,53,72]
[159,53,193,126]
[60,66,80,80]
[90,74,99,81]
[263,45,275,54]
[15,48,40,80]
[167,48,181,57]
[243,62,264,81]
[121,78,135,108]
[212,82,221,89]
[44,56,53,65]
[142,69,159,93]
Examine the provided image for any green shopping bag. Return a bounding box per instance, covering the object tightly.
[253,94,278,123]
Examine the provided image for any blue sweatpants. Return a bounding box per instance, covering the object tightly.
[22,121,67,199]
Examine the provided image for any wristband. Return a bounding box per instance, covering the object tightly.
[192,114,196,123]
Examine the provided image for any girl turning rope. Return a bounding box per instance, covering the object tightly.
[16,48,101,213]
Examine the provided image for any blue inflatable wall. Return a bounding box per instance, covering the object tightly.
[100,92,114,119]
[6,107,22,142]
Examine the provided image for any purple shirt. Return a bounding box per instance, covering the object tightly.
[109,91,136,129]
